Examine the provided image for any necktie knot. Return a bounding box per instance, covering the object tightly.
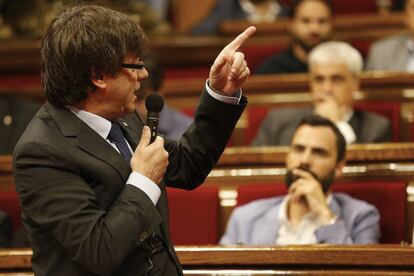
[108,122,132,164]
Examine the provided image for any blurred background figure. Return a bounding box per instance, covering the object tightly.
[134,0,170,21]
[255,0,333,74]
[192,0,288,35]
[252,41,391,146]
[0,0,168,39]
[0,94,40,155]
[221,115,380,245]
[135,52,193,140]
[366,0,414,72]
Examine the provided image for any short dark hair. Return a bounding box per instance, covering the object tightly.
[289,0,333,18]
[295,115,346,162]
[41,5,147,107]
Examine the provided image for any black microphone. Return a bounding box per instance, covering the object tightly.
[145,93,164,143]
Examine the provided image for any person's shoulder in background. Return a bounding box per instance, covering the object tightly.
[254,48,308,74]
[365,33,409,71]
[159,105,193,140]
[0,94,41,154]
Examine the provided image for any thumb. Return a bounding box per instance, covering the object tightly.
[138,126,151,149]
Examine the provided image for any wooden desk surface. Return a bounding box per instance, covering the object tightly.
[1,245,414,275]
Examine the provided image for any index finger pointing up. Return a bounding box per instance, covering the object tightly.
[223,26,256,53]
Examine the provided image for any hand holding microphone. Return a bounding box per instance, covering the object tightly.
[130,93,168,184]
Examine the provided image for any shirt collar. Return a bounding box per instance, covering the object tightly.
[66,105,112,140]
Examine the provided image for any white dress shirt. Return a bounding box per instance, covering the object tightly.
[335,109,356,144]
[276,194,333,245]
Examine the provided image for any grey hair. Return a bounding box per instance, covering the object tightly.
[308,41,363,76]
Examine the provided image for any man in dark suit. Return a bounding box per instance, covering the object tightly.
[255,0,333,74]
[13,5,255,276]
[252,41,392,146]
[0,94,40,154]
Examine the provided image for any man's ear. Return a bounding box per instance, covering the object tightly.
[334,159,346,178]
[91,73,107,89]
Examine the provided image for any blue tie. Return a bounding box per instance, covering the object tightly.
[107,122,132,164]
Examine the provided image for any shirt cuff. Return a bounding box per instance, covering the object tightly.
[205,80,242,105]
[127,172,161,205]
[336,121,356,144]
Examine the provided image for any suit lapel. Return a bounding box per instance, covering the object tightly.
[46,103,131,182]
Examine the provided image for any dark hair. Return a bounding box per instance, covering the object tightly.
[295,115,346,162]
[41,5,147,107]
[289,0,333,18]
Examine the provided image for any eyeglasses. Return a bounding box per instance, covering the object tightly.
[121,63,145,70]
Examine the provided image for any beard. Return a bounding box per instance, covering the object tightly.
[285,164,335,194]
[291,33,329,53]
[249,0,268,3]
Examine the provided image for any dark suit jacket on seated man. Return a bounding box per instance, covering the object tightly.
[252,41,392,146]
[13,5,256,276]
[221,115,380,245]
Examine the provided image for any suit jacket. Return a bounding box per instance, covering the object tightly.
[251,106,392,146]
[13,91,246,276]
[0,94,40,154]
[366,33,410,71]
[220,193,380,245]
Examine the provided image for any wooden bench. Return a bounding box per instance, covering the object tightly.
[2,143,414,244]
[1,245,414,275]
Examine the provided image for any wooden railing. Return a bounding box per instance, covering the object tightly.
[1,245,414,275]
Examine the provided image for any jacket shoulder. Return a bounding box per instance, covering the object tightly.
[371,33,407,51]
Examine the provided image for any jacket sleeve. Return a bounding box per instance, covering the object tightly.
[164,90,246,190]
[315,204,380,244]
[14,142,162,274]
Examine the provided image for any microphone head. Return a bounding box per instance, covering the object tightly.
[145,93,164,112]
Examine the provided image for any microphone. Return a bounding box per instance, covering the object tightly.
[145,93,164,143]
